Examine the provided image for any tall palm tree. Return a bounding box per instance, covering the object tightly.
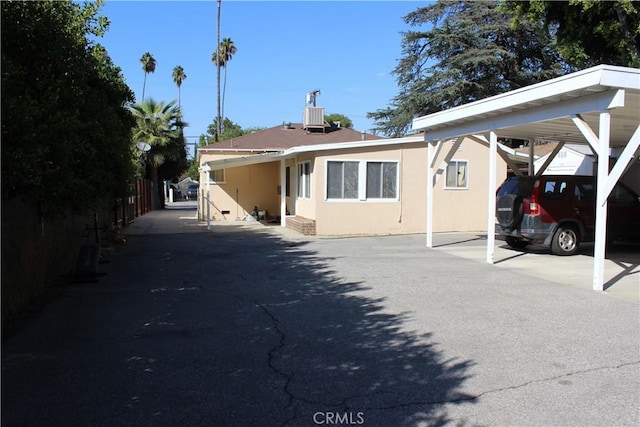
[172,65,187,109]
[140,52,156,101]
[219,38,236,121]
[215,0,222,141]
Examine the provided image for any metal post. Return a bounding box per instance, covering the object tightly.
[486,130,498,264]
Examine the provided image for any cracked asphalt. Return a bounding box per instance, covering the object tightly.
[2,203,639,426]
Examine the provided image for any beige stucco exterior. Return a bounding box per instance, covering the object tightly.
[198,137,507,236]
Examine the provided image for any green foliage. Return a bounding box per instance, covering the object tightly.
[325,113,354,129]
[1,0,136,217]
[129,99,187,182]
[507,0,640,68]
[367,0,568,137]
[205,117,245,141]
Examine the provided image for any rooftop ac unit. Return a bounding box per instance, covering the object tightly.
[303,107,325,129]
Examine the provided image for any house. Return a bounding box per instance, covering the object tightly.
[197,109,525,236]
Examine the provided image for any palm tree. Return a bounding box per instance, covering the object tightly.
[172,65,187,109]
[140,52,156,101]
[215,0,222,141]
[219,38,236,120]
[128,99,182,198]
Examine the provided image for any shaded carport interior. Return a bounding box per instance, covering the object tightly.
[411,64,640,292]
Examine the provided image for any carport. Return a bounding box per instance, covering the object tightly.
[412,64,640,291]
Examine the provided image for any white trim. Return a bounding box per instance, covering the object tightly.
[296,161,312,200]
[324,159,400,202]
[444,159,469,190]
[412,65,638,132]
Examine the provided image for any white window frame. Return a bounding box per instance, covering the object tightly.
[325,159,399,202]
[445,159,468,190]
[297,161,311,199]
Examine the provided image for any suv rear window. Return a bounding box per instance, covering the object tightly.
[497,176,534,197]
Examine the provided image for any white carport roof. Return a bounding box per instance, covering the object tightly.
[412,64,640,292]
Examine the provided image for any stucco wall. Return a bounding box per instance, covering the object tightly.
[431,138,507,232]
[199,152,280,220]
[199,138,508,234]
[311,138,507,235]
[312,143,426,235]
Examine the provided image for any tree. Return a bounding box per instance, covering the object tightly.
[325,113,353,129]
[199,117,265,144]
[1,0,136,215]
[218,38,237,120]
[172,65,187,108]
[215,0,222,141]
[367,1,568,137]
[128,99,183,194]
[206,117,244,141]
[140,51,156,101]
[507,0,640,68]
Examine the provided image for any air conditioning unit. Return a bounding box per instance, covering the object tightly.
[303,107,325,129]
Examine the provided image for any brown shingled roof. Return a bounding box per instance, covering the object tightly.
[200,123,384,151]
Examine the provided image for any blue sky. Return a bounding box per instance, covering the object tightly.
[98,1,424,149]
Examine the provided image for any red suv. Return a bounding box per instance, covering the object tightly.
[496,175,640,255]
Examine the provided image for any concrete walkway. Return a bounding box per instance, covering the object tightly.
[2,204,638,426]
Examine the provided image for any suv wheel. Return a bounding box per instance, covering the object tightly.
[496,194,524,230]
[505,236,530,250]
[551,225,580,256]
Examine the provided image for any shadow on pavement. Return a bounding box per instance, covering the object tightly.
[1,223,476,426]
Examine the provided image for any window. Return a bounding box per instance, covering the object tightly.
[366,162,397,198]
[285,167,291,197]
[211,169,225,183]
[542,179,568,199]
[575,183,595,202]
[326,160,398,200]
[446,160,468,189]
[327,161,359,199]
[297,162,311,198]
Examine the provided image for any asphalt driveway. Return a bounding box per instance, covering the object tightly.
[2,204,638,426]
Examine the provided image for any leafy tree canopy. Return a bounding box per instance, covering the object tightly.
[325,113,353,129]
[1,0,135,216]
[201,117,264,143]
[507,0,640,68]
[367,0,568,137]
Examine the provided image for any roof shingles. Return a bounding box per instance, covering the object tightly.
[200,123,383,151]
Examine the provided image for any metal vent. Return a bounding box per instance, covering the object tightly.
[303,107,325,129]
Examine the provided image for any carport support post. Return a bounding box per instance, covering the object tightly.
[593,110,611,291]
[426,140,436,247]
[201,164,211,231]
[486,130,498,264]
[280,159,286,227]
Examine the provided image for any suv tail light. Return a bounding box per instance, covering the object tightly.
[529,180,540,215]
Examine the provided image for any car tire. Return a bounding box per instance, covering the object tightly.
[496,195,524,230]
[505,236,530,250]
[551,225,580,256]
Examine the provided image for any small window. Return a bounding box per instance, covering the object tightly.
[542,180,568,199]
[211,169,225,183]
[297,162,311,199]
[446,160,468,189]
